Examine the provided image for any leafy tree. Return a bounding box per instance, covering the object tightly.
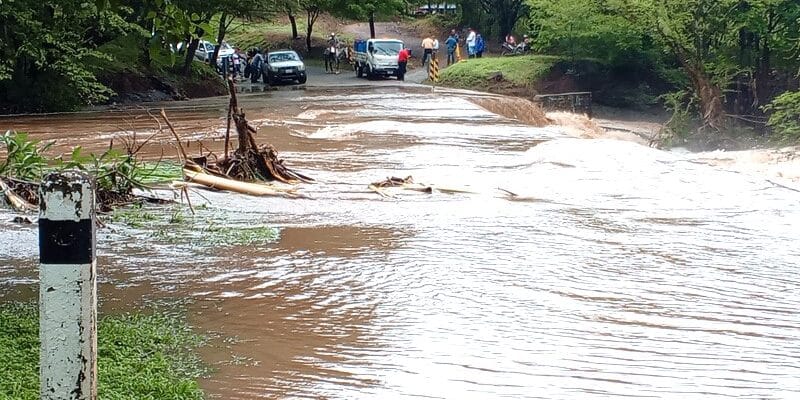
[731,0,800,109]
[527,0,648,65]
[764,90,800,140]
[209,0,271,65]
[0,0,133,111]
[277,0,302,39]
[299,0,336,51]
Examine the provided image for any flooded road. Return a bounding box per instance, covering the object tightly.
[2,86,799,399]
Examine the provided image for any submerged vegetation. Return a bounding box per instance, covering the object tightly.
[0,303,206,400]
[111,203,280,247]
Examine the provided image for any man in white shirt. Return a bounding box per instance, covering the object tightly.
[466,28,477,58]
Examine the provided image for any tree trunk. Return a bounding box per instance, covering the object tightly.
[288,11,298,39]
[682,60,725,130]
[754,37,771,109]
[369,12,376,39]
[211,12,229,68]
[183,36,201,76]
[306,10,317,52]
[498,8,516,39]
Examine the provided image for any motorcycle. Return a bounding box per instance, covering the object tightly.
[500,42,530,56]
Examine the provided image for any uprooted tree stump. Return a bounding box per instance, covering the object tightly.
[215,78,313,184]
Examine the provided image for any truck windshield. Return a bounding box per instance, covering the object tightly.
[374,42,402,56]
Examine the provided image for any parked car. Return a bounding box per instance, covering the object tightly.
[194,40,234,65]
[264,50,307,85]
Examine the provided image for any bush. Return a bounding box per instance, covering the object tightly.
[764,90,800,142]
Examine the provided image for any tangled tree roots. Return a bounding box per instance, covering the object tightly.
[215,78,313,184]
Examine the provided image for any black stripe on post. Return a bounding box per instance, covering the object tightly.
[39,219,95,264]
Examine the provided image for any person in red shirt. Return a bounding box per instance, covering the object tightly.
[398,47,411,81]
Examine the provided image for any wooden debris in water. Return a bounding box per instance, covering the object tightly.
[0,177,36,212]
[368,176,475,197]
[217,77,312,184]
[182,166,299,198]
[172,78,313,197]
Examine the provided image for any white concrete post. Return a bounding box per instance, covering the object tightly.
[39,170,97,400]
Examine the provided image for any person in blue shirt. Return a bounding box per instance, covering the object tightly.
[445,34,458,66]
[475,34,485,58]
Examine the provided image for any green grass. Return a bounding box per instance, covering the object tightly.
[438,55,560,90]
[0,303,206,400]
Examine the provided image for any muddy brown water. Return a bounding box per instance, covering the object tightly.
[1,86,799,399]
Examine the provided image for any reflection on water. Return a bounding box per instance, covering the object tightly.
[1,87,799,399]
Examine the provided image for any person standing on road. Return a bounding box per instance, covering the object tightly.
[421,36,435,67]
[250,48,264,83]
[445,33,458,65]
[398,47,411,81]
[466,28,477,58]
[232,48,242,81]
[476,33,485,58]
[260,48,270,84]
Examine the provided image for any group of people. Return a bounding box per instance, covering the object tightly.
[463,28,486,59]
[241,48,270,83]
[417,28,487,69]
[503,33,531,53]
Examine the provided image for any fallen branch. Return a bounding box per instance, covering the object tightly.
[0,178,36,212]
[160,108,188,163]
[183,167,299,198]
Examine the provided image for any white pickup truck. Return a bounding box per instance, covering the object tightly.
[353,39,404,79]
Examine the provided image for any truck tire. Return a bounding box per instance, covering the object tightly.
[356,64,363,78]
[366,65,373,80]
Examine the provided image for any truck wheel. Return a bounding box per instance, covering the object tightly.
[366,65,373,80]
[298,76,307,84]
[356,64,363,78]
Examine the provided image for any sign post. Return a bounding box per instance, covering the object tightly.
[39,170,97,400]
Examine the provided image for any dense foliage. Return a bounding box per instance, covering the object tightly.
[520,0,800,138]
[765,90,800,141]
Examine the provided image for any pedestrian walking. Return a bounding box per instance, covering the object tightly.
[445,33,458,65]
[398,47,411,81]
[466,28,477,59]
[421,36,435,67]
[476,33,485,58]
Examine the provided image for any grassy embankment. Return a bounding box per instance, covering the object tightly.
[438,55,665,111]
[438,55,560,93]
[0,303,207,400]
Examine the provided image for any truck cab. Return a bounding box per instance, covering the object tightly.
[353,39,404,79]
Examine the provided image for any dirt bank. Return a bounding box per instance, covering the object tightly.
[101,68,227,104]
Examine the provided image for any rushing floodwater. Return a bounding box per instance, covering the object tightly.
[1,86,799,399]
